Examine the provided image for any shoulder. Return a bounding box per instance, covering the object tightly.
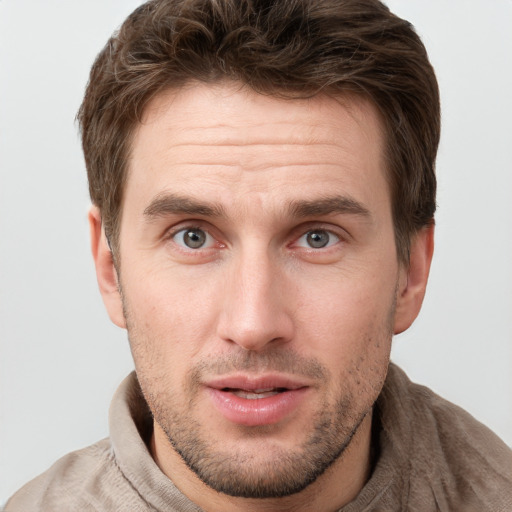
[381,364,512,511]
[406,371,511,473]
[3,438,144,512]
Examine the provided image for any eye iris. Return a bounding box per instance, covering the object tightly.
[184,229,206,248]
[307,231,329,248]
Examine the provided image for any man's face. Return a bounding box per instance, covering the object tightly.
[109,83,407,498]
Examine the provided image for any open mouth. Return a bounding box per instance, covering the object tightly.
[222,387,288,399]
[208,381,309,425]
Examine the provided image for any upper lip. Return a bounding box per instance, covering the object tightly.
[204,374,309,392]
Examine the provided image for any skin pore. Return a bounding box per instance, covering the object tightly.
[90,82,433,511]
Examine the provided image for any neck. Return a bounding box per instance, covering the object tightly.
[151,410,373,512]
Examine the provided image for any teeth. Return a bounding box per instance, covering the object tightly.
[231,389,281,399]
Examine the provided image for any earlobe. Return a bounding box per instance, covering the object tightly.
[394,224,435,334]
[88,206,126,329]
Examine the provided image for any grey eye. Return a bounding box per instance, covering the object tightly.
[296,229,340,249]
[306,231,330,248]
[174,228,212,249]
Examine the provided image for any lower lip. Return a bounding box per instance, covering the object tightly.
[206,387,309,426]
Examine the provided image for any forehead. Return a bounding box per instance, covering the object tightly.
[125,82,388,216]
[135,83,384,155]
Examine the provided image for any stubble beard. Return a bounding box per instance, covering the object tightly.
[159,361,369,498]
[123,296,395,499]
[130,346,389,499]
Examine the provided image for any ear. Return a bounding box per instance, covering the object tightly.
[394,224,434,334]
[88,206,126,329]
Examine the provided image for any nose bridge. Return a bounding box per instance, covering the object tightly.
[217,243,293,351]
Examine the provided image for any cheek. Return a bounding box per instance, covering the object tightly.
[121,272,218,384]
[295,272,396,374]
[126,264,219,330]
[311,297,393,414]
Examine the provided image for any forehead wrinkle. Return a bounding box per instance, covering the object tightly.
[145,126,338,152]
[130,127,343,177]
[141,95,343,148]
[155,141,334,148]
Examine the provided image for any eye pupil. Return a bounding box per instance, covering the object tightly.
[184,229,206,248]
[307,231,329,248]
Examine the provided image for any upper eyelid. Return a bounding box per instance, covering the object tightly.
[291,222,351,241]
[167,226,219,253]
[293,229,341,247]
[164,221,215,238]
[161,221,350,244]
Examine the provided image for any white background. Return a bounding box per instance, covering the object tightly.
[1,0,511,503]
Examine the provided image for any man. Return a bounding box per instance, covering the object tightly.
[5,0,511,510]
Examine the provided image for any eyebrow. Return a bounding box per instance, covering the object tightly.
[288,196,371,219]
[143,193,226,220]
[143,193,371,222]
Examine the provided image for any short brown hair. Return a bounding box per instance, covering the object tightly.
[78,0,440,264]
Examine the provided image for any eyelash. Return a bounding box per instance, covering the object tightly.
[170,226,217,250]
[293,229,341,250]
[164,222,346,254]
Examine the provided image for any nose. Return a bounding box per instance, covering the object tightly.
[216,247,294,352]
